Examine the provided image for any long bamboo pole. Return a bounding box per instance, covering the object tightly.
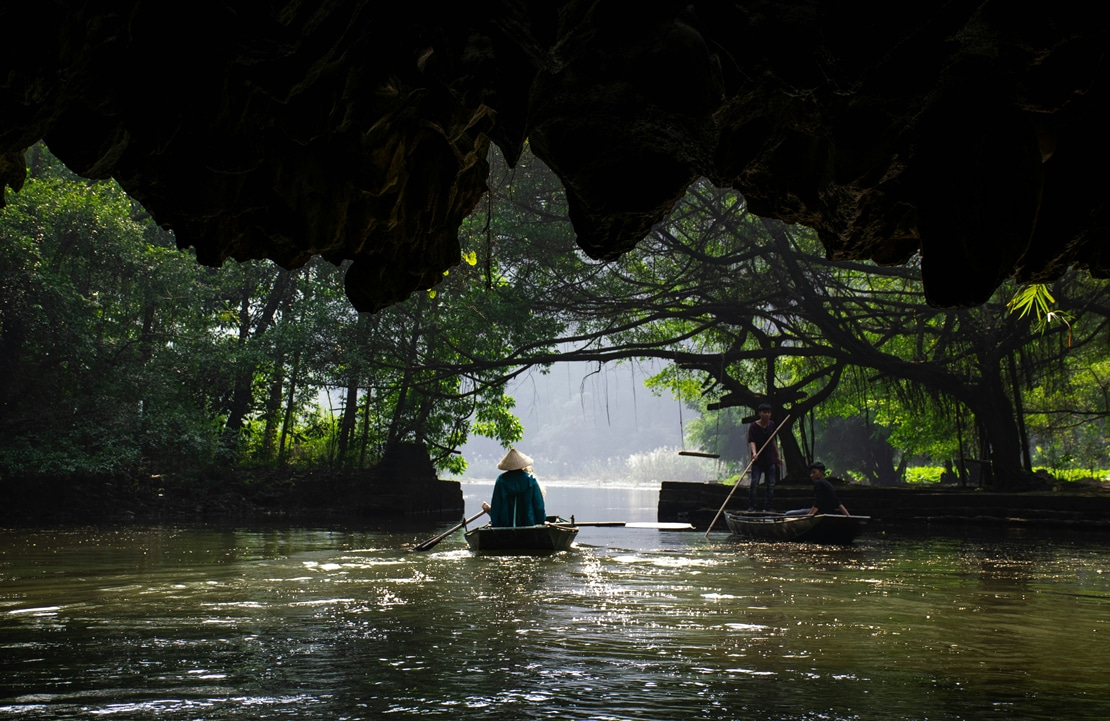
[704,414,791,538]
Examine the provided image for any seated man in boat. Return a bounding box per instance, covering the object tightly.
[786,462,851,516]
[480,448,546,527]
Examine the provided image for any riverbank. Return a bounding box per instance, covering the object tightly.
[0,467,465,526]
[6,471,1110,532]
[658,480,1110,532]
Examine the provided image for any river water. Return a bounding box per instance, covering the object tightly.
[2,482,1108,720]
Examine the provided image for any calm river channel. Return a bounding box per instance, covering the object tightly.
[2,482,1108,720]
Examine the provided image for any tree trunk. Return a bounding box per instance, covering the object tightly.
[971,358,1028,488]
[336,314,369,467]
[872,441,902,486]
[336,374,361,467]
[278,349,301,464]
[359,388,374,469]
[777,425,807,481]
[219,289,255,455]
[1007,350,1033,472]
[386,298,425,447]
[220,271,294,458]
[259,355,285,462]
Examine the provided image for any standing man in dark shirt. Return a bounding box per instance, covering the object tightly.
[746,403,781,512]
[807,462,850,516]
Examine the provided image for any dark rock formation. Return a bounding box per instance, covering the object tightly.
[2,3,1106,310]
[0,461,463,521]
[658,481,1110,532]
[0,453,465,526]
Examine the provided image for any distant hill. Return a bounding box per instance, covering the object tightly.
[457,361,708,482]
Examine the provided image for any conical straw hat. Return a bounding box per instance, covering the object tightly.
[497,447,534,471]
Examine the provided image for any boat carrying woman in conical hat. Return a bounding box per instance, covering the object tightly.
[481,448,545,527]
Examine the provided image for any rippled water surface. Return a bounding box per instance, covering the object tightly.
[2,484,1109,720]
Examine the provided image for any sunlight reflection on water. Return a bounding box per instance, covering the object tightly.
[1,486,1109,720]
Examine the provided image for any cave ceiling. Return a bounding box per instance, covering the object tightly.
[1,2,1107,311]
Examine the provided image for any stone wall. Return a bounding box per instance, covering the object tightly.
[659,481,1110,532]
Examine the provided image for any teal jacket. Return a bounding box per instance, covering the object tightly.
[489,470,546,527]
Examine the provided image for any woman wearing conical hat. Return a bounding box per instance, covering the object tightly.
[480,448,546,527]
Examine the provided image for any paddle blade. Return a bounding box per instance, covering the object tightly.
[411,530,455,552]
[411,509,487,552]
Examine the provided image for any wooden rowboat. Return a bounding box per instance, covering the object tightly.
[464,517,579,553]
[724,510,869,544]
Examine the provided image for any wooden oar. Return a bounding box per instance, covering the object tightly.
[548,521,695,530]
[704,414,791,538]
[627,522,695,530]
[568,521,627,527]
[412,509,487,552]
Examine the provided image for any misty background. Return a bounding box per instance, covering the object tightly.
[455,359,721,484]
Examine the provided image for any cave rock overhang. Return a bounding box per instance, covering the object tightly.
[1,3,1106,311]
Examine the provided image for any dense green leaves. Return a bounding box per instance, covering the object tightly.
[0,157,225,475]
[0,146,560,478]
[466,161,1110,487]
[4,142,1110,487]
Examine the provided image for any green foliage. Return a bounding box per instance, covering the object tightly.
[904,466,946,485]
[6,141,1110,489]
[684,405,748,464]
[0,144,571,479]
[471,396,525,446]
[481,164,1110,486]
[1041,468,1110,483]
[0,149,228,477]
[443,149,1110,486]
[1007,284,1074,338]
